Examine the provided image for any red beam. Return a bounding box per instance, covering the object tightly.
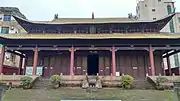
[0,45,5,74]
[149,45,155,76]
[32,47,38,75]
[70,46,74,75]
[111,46,116,76]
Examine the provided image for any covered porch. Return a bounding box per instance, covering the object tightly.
[0,34,179,78]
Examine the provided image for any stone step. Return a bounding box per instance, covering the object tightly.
[132,80,155,89]
[33,78,52,88]
[82,76,102,89]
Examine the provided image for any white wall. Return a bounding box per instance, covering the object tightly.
[173,13,180,33]
[9,26,18,34]
[136,0,176,33]
[0,14,20,34]
[0,14,4,21]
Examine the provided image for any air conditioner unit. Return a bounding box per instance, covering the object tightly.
[10,27,14,30]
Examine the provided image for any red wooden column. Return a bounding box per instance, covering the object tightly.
[166,56,171,76]
[70,46,75,75]
[111,46,116,76]
[149,45,155,76]
[0,45,5,74]
[32,47,38,75]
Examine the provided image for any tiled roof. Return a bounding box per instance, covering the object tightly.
[0,33,180,40]
[51,18,136,24]
[13,13,175,24]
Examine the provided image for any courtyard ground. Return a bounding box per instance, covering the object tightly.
[3,88,175,101]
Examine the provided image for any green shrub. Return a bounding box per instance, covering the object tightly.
[120,75,134,89]
[156,76,169,90]
[156,76,168,85]
[50,75,61,88]
[50,75,61,83]
[20,76,33,89]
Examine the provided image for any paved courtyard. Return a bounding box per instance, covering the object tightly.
[3,88,176,101]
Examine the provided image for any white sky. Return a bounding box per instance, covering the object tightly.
[1,0,180,21]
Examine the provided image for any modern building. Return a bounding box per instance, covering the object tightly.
[0,7,26,34]
[136,0,180,71]
[0,13,177,79]
[0,7,26,74]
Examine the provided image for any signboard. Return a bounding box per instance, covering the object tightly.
[133,67,138,70]
[25,66,43,76]
[25,66,33,75]
[77,67,81,69]
[36,66,43,76]
[116,72,120,76]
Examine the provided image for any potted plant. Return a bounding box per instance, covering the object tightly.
[50,75,61,89]
[20,76,33,89]
[120,75,134,89]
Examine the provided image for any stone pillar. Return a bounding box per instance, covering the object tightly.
[0,45,5,74]
[111,46,116,76]
[149,45,155,76]
[166,56,171,76]
[70,46,74,75]
[32,47,38,75]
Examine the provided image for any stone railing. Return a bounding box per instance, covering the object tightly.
[0,74,38,87]
[148,76,180,88]
[148,76,180,82]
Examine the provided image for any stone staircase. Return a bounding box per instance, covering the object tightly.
[82,76,102,89]
[33,77,52,89]
[132,80,155,89]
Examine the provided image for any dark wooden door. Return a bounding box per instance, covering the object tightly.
[49,56,55,76]
[75,56,83,75]
[132,55,139,79]
[98,56,111,76]
[60,55,70,75]
[104,56,111,75]
[138,55,146,79]
[43,56,50,78]
[54,55,61,75]
[99,56,104,75]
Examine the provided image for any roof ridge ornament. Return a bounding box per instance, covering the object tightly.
[92,12,94,19]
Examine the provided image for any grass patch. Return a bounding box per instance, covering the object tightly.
[3,88,174,101]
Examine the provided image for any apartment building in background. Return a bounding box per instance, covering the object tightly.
[136,0,180,69]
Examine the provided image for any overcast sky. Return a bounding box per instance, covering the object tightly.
[1,0,180,21]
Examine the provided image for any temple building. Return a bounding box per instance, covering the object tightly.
[0,13,178,79]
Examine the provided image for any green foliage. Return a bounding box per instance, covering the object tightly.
[156,76,168,85]
[20,76,33,86]
[156,76,169,90]
[50,75,61,84]
[120,75,134,89]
